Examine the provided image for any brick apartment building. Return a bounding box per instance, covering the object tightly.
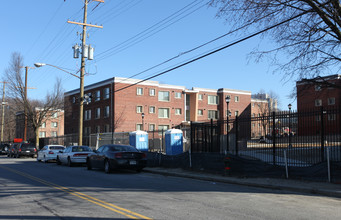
[64,77,256,136]
[296,74,341,135]
[16,109,64,142]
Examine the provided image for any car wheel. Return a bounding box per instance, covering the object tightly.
[104,160,111,174]
[67,157,73,167]
[56,157,61,165]
[87,158,92,170]
[36,157,41,162]
[16,154,20,158]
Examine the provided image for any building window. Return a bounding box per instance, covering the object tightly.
[149,124,155,131]
[328,114,336,121]
[208,110,218,120]
[328,97,335,105]
[51,131,57,137]
[104,124,110,132]
[51,112,57,118]
[104,88,110,99]
[84,127,91,135]
[235,96,239,102]
[158,108,170,118]
[95,125,101,133]
[137,87,143,95]
[315,99,322,107]
[136,106,143,113]
[39,131,46,138]
[158,91,170,102]
[208,95,218,105]
[235,111,239,117]
[85,93,92,104]
[41,122,46,128]
[198,109,203,116]
[136,124,143,131]
[84,110,91,120]
[158,125,169,134]
[72,96,76,104]
[95,108,101,119]
[104,106,109,118]
[175,92,182,99]
[198,94,203,100]
[95,90,100,101]
[175,108,182,115]
[51,122,58,128]
[149,89,155,96]
[316,115,321,121]
[149,106,155,114]
[252,113,255,117]
[252,103,255,107]
[315,85,322,91]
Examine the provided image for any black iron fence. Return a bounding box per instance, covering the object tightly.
[191,107,341,167]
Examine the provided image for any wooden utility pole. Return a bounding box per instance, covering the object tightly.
[68,0,103,146]
[0,82,8,143]
[23,66,35,141]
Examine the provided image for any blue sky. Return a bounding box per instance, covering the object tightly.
[1,0,299,110]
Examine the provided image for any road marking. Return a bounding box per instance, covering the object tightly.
[0,166,152,220]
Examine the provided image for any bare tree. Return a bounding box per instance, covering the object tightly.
[4,52,64,147]
[209,1,341,84]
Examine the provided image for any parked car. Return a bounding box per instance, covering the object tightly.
[7,143,19,158]
[86,144,147,173]
[15,143,37,158]
[0,143,10,155]
[56,146,93,167]
[37,145,65,163]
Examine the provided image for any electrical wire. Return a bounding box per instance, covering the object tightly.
[114,11,308,93]
[95,0,206,61]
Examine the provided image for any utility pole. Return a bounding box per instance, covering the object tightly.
[68,0,103,146]
[0,82,8,143]
[19,66,35,142]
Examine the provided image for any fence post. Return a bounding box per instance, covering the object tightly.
[321,107,325,162]
[235,116,239,155]
[272,111,276,165]
[210,119,213,152]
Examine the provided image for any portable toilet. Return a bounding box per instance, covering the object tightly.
[129,131,148,152]
[165,129,183,155]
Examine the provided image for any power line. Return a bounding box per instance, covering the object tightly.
[115,8,285,84]
[95,0,206,61]
[114,11,308,93]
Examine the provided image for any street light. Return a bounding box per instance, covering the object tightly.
[225,95,231,153]
[34,62,84,146]
[34,63,80,79]
[288,103,292,148]
[141,112,145,131]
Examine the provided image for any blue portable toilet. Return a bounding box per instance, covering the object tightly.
[129,131,148,152]
[165,129,183,155]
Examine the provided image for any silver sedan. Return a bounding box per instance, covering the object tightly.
[37,145,65,163]
[56,146,93,167]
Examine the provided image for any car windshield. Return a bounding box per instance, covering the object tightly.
[21,144,36,150]
[50,146,64,150]
[108,145,138,152]
[72,146,91,152]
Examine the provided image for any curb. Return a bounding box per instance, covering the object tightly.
[144,169,341,199]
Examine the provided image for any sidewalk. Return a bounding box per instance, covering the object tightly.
[144,167,341,199]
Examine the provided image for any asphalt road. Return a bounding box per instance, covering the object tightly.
[0,156,340,220]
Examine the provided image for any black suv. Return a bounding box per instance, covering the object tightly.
[0,144,10,155]
[15,143,37,158]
